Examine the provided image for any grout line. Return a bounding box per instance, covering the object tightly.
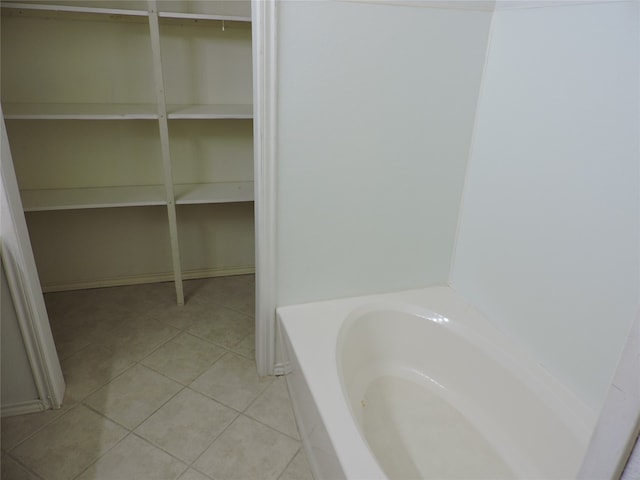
[68,431,131,480]
[182,385,243,413]
[133,328,184,364]
[70,359,138,404]
[130,376,186,431]
[78,366,188,431]
[241,412,302,443]
[182,330,252,358]
[2,449,47,480]
[188,464,217,480]
[276,446,304,480]
[128,430,191,470]
[139,343,229,387]
[187,409,243,469]
[3,401,82,453]
[73,390,192,478]
[80,401,134,433]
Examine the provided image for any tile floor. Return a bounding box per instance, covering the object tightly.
[1,275,313,480]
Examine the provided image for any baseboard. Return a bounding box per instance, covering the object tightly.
[40,266,256,293]
[1,399,46,418]
[273,362,291,376]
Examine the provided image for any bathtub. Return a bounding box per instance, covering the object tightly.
[277,286,596,480]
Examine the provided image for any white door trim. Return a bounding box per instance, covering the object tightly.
[1,110,65,410]
[252,0,279,376]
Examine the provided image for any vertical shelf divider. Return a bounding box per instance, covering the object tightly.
[147,0,184,306]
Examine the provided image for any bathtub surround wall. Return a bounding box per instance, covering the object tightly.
[451,1,640,410]
[276,1,493,305]
[274,0,639,413]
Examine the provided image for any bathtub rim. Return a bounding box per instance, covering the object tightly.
[278,285,597,480]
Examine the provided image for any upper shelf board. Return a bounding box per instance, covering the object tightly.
[0,2,147,16]
[167,104,253,120]
[3,103,253,120]
[1,2,251,21]
[158,11,250,22]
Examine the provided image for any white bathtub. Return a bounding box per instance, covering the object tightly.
[278,286,596,480]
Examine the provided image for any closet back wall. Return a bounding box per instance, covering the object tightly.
[1,2,255,293]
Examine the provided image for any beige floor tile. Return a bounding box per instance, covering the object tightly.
[96,317,180,362]
[46,290,130,336]
[135,388,237,463]
[60,346,135,402]
[81,284,173,319]
[178,469,212,480]
[192,275,255,317]
[1,452,41,480]
[145,298,211,331]
[187,305,253,350]
[194,416,299,480]
[48,297,126,329]
[85,364,182,429]
[246,377,299,440]
[11,405,127,480]
[1,396,76,452]
[23,276,265,480]
[119,281,177,310]
[278,448,314,480]
[190,353,273,411]
[76,434,187,480]
[141,333,226,385]
[50,323,94,361]
[230,331,255,360]
[44,290,82,318]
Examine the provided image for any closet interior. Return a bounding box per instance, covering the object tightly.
[1,0,255,306]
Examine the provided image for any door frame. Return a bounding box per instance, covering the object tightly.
[252,0,279,376]
[1,111,65,412]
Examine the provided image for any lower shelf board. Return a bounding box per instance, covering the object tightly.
[175,182,254,204]
[20,185,168,211]
[2,102,159,120]
[20,182,255,211]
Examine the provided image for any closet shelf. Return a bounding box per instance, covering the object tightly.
[20,182,255,211]
[1,2,251,22]
[20,185,167,211]
[0,2,147,17]
[2,103,253,120]
[167,104,253,120]
[2,0,255,304]
[175,182,254,204]
[158,11,250,23]
[2,103,159,120]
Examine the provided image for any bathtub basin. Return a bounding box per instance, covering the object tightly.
[278,286,595,479]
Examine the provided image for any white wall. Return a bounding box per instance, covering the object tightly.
[452,1,639,409]
[276,0,492,305]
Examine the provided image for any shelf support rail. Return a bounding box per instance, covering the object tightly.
[147,0,185,306]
